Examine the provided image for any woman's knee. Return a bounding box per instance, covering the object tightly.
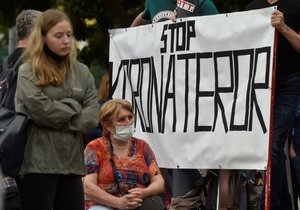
[88,205,113,210]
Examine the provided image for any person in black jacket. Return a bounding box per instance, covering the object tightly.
[0,9,41,210]
[84,72,110,147]
[245,1,300,210]
[3,10,42,72]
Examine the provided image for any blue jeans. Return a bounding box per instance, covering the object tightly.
[262,75,300,210]
[291,100,300,187]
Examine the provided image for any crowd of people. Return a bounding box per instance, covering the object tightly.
[1,0,300,210]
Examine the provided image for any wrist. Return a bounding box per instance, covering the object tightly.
[141,188,150,198]
[279,24,288,34]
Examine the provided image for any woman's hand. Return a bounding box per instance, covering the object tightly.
[118,191,143,209]
[127,188,145,199]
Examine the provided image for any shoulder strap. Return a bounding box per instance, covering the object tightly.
[0,55,24,109]
[3,54,23,72]
[3,56,9,70]
[12,55,24,72]
[106,136,125,195]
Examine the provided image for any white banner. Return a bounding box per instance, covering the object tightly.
[109,7,275,169]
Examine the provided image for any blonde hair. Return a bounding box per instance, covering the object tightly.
[98,72,109,101]
[24,9,77,86]
[99,99,134,136]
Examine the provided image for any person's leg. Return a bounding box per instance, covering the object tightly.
[4,185,21,210]
[53,174,85,210]
[291,105,300,187]
[206,170,218,210]
[230,170,240,209]
[220,170,231,210]
[17,173,58,210]
[239,172,248,210]
[267,76,300,210]
[2,177,21,210]
[290,141,300,187]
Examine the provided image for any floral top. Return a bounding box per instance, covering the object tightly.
[84,136,161,210]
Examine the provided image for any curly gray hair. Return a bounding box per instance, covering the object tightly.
[16,9,42,40]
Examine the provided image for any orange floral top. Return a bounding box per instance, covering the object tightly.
[84,136,161,210]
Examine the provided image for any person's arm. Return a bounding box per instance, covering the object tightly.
[128,141,165,198]
[131,12,150,27]
[272,10,300,53]
[84,173,129,209]
[128,174,165,198]
[147,174,165,195]
[63,69,99,133]
[15,64,82,129]
[84,174,143,209]
[15,63,98,132]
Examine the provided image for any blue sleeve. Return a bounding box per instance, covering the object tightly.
[199,0,219,15]
[85,125,103,142]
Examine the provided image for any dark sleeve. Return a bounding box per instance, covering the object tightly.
[199,0,219,15]
[141,0,151,21]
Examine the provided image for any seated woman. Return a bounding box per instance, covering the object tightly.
[83,98,165,210]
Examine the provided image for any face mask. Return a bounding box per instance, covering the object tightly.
[113,124,135,141]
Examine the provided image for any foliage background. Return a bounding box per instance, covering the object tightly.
[0,0,253,87]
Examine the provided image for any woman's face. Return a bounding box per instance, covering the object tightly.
[44,20,73,57]
[106,108,134,134]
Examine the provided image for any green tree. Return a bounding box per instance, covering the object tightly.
[0,0,58,60]
[64,0,142,69]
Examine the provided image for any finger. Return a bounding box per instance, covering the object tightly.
[126,200,142,209]
[127,188,142,195]
[124,193,141,200]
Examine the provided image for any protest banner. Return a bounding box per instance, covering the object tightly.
[109,7,276,170]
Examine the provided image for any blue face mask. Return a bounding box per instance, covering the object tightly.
[113,124,135,141]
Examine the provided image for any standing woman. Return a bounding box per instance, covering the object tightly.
[14,9,98,210]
